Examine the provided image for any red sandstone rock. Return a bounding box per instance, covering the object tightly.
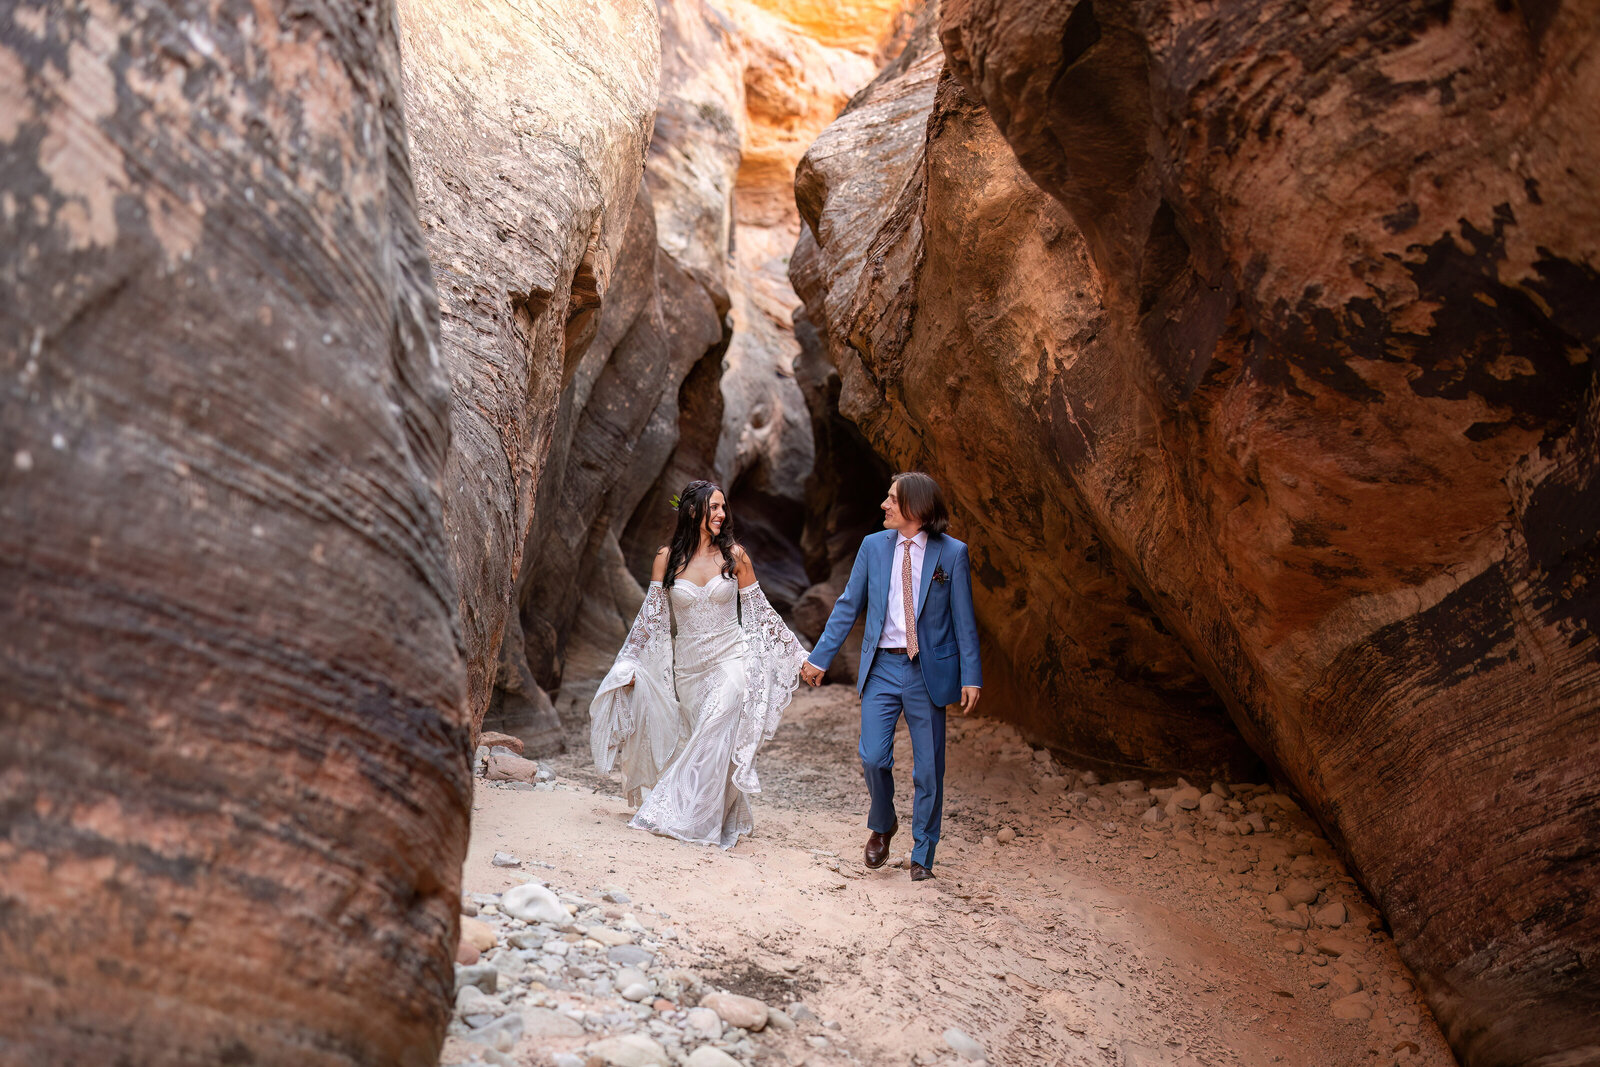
[798,0,1600,1061]
[478,732,525,755]
[0,1,469,1061]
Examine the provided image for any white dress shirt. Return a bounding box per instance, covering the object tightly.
[879,530,927,648]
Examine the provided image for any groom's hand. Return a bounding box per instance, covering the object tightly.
[959,687,981,715]
[800,661,825,687]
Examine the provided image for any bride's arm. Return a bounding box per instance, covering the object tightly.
[733,545,757,589]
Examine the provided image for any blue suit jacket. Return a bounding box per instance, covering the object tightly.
[807,530,982,707]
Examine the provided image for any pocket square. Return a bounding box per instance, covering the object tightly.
[932,567,950,584]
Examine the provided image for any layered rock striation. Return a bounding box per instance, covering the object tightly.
[791,10,1256,774]
[799,0,1600,1061]
[397,0,662,747]
[1,1,469,1061]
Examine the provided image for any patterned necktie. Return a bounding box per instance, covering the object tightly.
[901,538,919,659]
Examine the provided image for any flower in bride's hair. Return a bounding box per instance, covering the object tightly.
[669,494,681,510]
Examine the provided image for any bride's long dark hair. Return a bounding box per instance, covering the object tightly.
[664,480,738,588]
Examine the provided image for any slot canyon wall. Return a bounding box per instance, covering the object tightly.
[0,0,470,1062]
[795,0,1600,1063]
[487,0,920,736]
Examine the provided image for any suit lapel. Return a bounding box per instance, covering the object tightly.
[916,534,942,619]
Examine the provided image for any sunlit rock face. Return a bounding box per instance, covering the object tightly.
[398,0,661,746]
[803,0,1600,1061]
[0,0,470,1061]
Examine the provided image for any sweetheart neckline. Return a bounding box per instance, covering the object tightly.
[672,574,734,590]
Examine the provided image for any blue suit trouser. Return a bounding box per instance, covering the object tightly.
[860,651,946,869]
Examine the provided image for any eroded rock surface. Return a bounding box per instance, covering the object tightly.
[515,0,919,707]
[800,0,1600,1061]
[1,1,469,1061]
[398,0,661,744]
[791,12,1254,774]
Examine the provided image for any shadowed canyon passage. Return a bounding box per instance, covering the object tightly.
[1,1,1597,1067]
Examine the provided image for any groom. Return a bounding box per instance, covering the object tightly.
[800,472,981,881]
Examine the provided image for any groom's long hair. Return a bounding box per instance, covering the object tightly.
[664,480,739,588]
[893,472,950,535]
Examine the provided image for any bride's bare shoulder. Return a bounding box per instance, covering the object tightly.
[651,546,670,581]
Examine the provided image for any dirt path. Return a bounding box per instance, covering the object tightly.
[452,683,1456,1067]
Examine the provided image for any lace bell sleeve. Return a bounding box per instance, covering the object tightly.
[729,582,811,794]
[589,583,682,802]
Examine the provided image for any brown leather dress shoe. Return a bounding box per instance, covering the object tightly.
[864,823,897,869]
[910,862,933,881]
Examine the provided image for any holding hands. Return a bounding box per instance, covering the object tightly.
[800,661,825,687]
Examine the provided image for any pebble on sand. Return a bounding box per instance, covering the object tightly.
[701,991,769,1031]
[685,1007,722,1036]
[686,1048,742,1067]
[460,916,498,953]
[1314,902,1347,927]
[485,753,539,783]
[996,827,1017,844]
[584,1034,670,1067]
[490,851,521,868]
[502,882,567,924]
[944,1027,987,1061]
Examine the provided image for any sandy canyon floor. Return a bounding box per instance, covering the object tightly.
[450,682,1456,1067]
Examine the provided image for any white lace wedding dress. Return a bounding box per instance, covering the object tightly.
[589,575,807,848]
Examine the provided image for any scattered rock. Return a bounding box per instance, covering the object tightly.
[1113,780,1146,797]
[460,916,498,953]
[478,731,524,754]
[1210,781,1232,798]
[701,992,768,1031]
[622,983,652,1002]
[944,1027,987,1061]
[456,939,481,966]
[1170,787,1203,812]
[486,753,540,784]
[1331,993,1374,1021]
[588,926,635,947]
[608,945,655,968]
[1198,793,1226,815]
[1284,879,1319,906]
[1275,934,1305,954]
[584,1034,671,1066]
[686,1007,722,1036]
[1316,902,1348,927]
[1140,806,1165,825]
[502,882,567,924]
[1316,936,1362,958]
[996,827,1017,844]
[787,1002,818,1022]
[687,1049,742,1067]
[1332,971,1363,995]
[455,963,498,994]
[523,1007,586,1039]
[603,888,633,905]
[490,851,521,868]
[461,898,480,917]
[766,1007,797,1031]
[1266,893,1291,914]
[465,1012,524,1052]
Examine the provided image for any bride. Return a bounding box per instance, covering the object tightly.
[590,480,808,848]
